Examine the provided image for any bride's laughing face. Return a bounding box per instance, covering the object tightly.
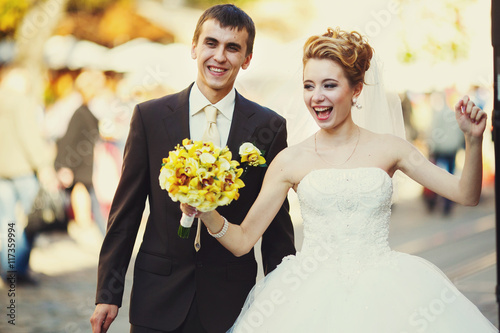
[303,58,360,130]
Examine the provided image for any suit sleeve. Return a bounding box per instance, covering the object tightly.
[95,105,149,306]
[260,118,296,275]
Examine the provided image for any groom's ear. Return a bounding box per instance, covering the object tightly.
[191,42,198,60]
[241,53,253,70]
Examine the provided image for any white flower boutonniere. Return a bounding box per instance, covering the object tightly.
[239,142,267,176]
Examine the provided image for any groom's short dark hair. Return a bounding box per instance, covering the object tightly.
[192,4,256,56]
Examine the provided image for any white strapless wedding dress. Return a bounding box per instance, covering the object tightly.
[229,168,497,333]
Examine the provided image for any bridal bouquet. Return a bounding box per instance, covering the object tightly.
[159,139,245,238]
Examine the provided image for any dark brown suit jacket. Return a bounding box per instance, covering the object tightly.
[95,84,295,332]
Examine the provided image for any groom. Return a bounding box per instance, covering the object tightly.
[90,4,295,333]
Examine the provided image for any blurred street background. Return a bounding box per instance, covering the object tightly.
[0,0,497,331]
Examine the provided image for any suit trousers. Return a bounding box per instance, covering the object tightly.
[130,295,208,333]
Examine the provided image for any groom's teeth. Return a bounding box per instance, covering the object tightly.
[210,67,225,73]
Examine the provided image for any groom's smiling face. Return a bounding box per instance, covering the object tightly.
[191,19,252,103]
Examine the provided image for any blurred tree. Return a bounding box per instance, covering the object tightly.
[0,0,127,40]
[185,0,255,8]
[56,1,173,47]
[0,0,31,39]
[9,0,70,106]
[67,0,126,13]
[181,0,311,42]
[396,0,475,64]
[1,0,173,105]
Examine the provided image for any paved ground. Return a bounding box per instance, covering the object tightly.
[0,184,498,332]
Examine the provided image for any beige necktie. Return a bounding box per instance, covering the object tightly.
[195,105,220,251]
[201,105,220,147]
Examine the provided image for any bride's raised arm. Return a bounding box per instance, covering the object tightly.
[181,149,294,257]
[396,95,487,206]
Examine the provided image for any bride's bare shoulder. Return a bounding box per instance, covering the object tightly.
[360,129,415,169]
[361,128,409,146]
[270,136,314,169]
[282,136,314,158]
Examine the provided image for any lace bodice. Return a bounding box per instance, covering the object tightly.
[295,167,395,279]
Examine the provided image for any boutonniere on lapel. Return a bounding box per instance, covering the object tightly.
[239,142,267,177]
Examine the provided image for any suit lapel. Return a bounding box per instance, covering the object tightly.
[227,91,256,154]
[162,84,192,146]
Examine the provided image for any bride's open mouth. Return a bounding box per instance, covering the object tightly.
[314,106,332,120]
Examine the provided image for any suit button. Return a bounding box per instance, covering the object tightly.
[196,262,203,268]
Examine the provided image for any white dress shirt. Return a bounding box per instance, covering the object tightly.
[189,83,235,147]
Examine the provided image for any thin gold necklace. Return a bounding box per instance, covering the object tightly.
[314,126,360,167]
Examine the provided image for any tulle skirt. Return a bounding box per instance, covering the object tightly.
[228,251,498,333]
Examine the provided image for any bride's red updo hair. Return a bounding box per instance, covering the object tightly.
[303,27,373,87]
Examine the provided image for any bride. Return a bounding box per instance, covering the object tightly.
[181,28,497,332]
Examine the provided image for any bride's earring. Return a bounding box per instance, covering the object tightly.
[352,98,362,109]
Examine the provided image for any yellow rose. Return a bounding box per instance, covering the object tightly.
[197,200,218,212]
[183,190,205,207]
[159,167,174,190]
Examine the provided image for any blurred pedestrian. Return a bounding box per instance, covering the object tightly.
[400,90,418,142]
[0,66,57,285]
[426,90,465,215]
[55,69,107,235]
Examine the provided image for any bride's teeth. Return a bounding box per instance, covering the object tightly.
[315,107,330,112]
